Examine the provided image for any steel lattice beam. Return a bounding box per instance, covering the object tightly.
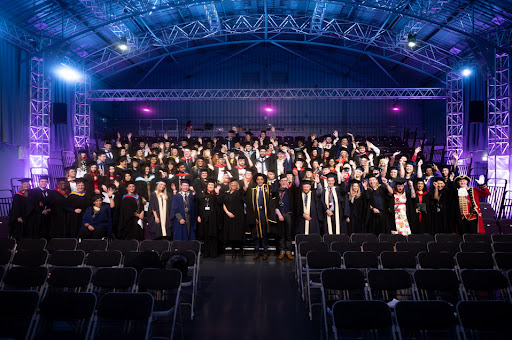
[395,0,448,45]
[446,71,463,156]
[204,3,220,32]
[74,75,91,149]
[310,0,328,32]
[87,87,448,101]
[29,57,51,170]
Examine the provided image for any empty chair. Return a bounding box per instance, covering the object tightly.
[380,251,417,269]
[367,269,414,301]
[34,292,96,339]
[395,241,427,255]
[123,251,161,272]
[498,219,512,234]
[435,233,462,244]
[407,234,434,244]
[349,233,378,245]
[46,238,78,253]
[413,269,463,303]
[17,238,47,251]
[459,242,492,253]
[1,266,48,291]
[330,241,361,254]
[343,251,379,270]
[108,239,139,253]
[463,233,491,243]
[494,252,512,271]
[455,252,495,270]
[0,249,12,266]
[46,266,93,291]
[378,233,405,244]
[170,240,201,257]
[457,301,512,339]
[11,250,48,267]
[86,250,123,268]
[492,242,512,252]
[138,268,182,340]
[395,301,458,340]
[140,239,170,254]
[294,234,322,270]
[0,238,16,250]
[362,241,394,254]
[91,267,137,293]
[491,234,512,243]
[0,290,40,340]
[427,241,459,256]
[48,250,85,266]
[322,234,349,245]
[417,251,456,269]
[297,241,329,297]
[89,292,154,340]
[331,300,394,340]
[460,269,511,301]
[77,239,108,253]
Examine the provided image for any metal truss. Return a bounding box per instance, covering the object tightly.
[204,3,221,32]
[310,0,328,32]
[74,75,91,150]
[445,71,463,156]
[83,14,457,76]
[395,0,447,46]
[87,87,448,101]
[29,57,51,170]
[0,16,46,51]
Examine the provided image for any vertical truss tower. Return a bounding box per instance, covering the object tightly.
[446,71,464,156]
[74,74,91,149]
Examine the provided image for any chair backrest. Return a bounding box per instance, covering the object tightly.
[434,233,462,244]
[92,267,137,291]
[11,250,49,267]
[380,251,417,269]
[493,252,512,271]
[460,269,509,292]
[109,239,139,253]
[413,269,461,292]
[362,241,394,254]
[417,251,455,269]
[299,241,329,256]
[0,249,12,266]
[407,234,434,244]
[17,238,47,251]
[0,290,40,339]
[295,234,322,247]
[330,242,361,254]
[170,240,201,256]
[161,249,197,268]
[39,291,96,322]
[3,266,49,290]
[427,242,459,257]
[97,292,153,321]
[46,238,78,253]
[459,242,493,253]
[350,233,378,245]
[77,239,109,253]
[343,251,379,269]
[367,269,412,291]
[140,240,171,254]
[321,268,366,291]
[85,250,122,267]
[492,242,512,253]
[47,267,93,289]
[457,301,512,333]
[306,251,342,269]
[395,301,457,331]
[48,250,85,267]
[395,241,427,255]
[378,233,406,244]
[332,300,393,331]
[0,238,16,250]
[123,251,161,272]
[463,233,491,244]
[491,234,512,243]
[455,252,495,269]
[138,268,182,291]
[322,234,349,245]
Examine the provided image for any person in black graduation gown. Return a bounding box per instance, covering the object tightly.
[65,178,92,238]
[296,177,324,235]
[8,178,31,241]
[83,162,104,195]
[147,179,173,240]
[365,175,393,235]
[320,173,350,235]
[47,178,70,238]
[414,178,433,234]
[221,180,246,257]
[274,174,294,259]
[431,177,455,234]
[118,181,144,240]
[135,165,156,206]
[79,194,112,239]
[197,179,221,258]
[192,168,209,194]
[346,179,368,234]
[26,175,52,239]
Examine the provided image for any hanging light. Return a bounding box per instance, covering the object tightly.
[118,37,128,51]
[407,34,417,48]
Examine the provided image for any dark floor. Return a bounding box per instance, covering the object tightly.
[172,253,319,340]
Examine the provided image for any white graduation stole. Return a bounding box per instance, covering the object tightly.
[324,187,340,234]
[302,192,311,234]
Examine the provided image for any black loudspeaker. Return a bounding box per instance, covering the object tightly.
[52,103,67,124]
[469,101,485,123]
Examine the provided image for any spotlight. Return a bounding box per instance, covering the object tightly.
[462,68,472,77]
[142,108,151,113]
[392,101,400,111]
[55,63,82,82]
[407,34,417,48]
[264,107,273,113]
[119,37,128,51]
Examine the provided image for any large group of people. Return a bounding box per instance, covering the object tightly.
[8,127,490,259]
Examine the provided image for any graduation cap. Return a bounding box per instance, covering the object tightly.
[414,177,426,183]
[394,177,406,185]
[245,131,253,136]
[206,178,217,185]
[18,178,31,184]
[104,140,112,145]
[38,175,49,181]
[92,194,103,200]
[131,158,140,163]
[255,173,267,182]
[65,166,76,172]
[260,130,267,134]
[176,162,186,167]
[279,174,287,180]
[326,173,337,179]
[406,161,415,166]
[301,179,312,186]
[348,179,361,185]
[117,156,128,164]
[125,180,135,186]
[424,163,434,169]
[339,146,349,152]
[199,168,209,173]
[77,149,87,154]
[433,176,445,182]
[96,150,106,156]
[180,179,191,185]
[228,129,235,134]
[155,178,168,184]
[75,178,87,184]
[304,168,313,172]
[56,177,67,183]
[358,142,368,148]
[355,166,364,172]
[439,164,451,170]
[86,160,97,166]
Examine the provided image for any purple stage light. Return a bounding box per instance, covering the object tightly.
[142,108,151,113]
[392,101,399,111]
[392,107,399,111]
[264,107,273,113]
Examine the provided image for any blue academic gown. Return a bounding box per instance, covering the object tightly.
[170,192,197,240]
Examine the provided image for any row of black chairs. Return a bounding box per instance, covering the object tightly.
[328,299,512,340]
[0,267,182,340]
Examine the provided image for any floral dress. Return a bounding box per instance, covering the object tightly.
[393,192,411,235]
